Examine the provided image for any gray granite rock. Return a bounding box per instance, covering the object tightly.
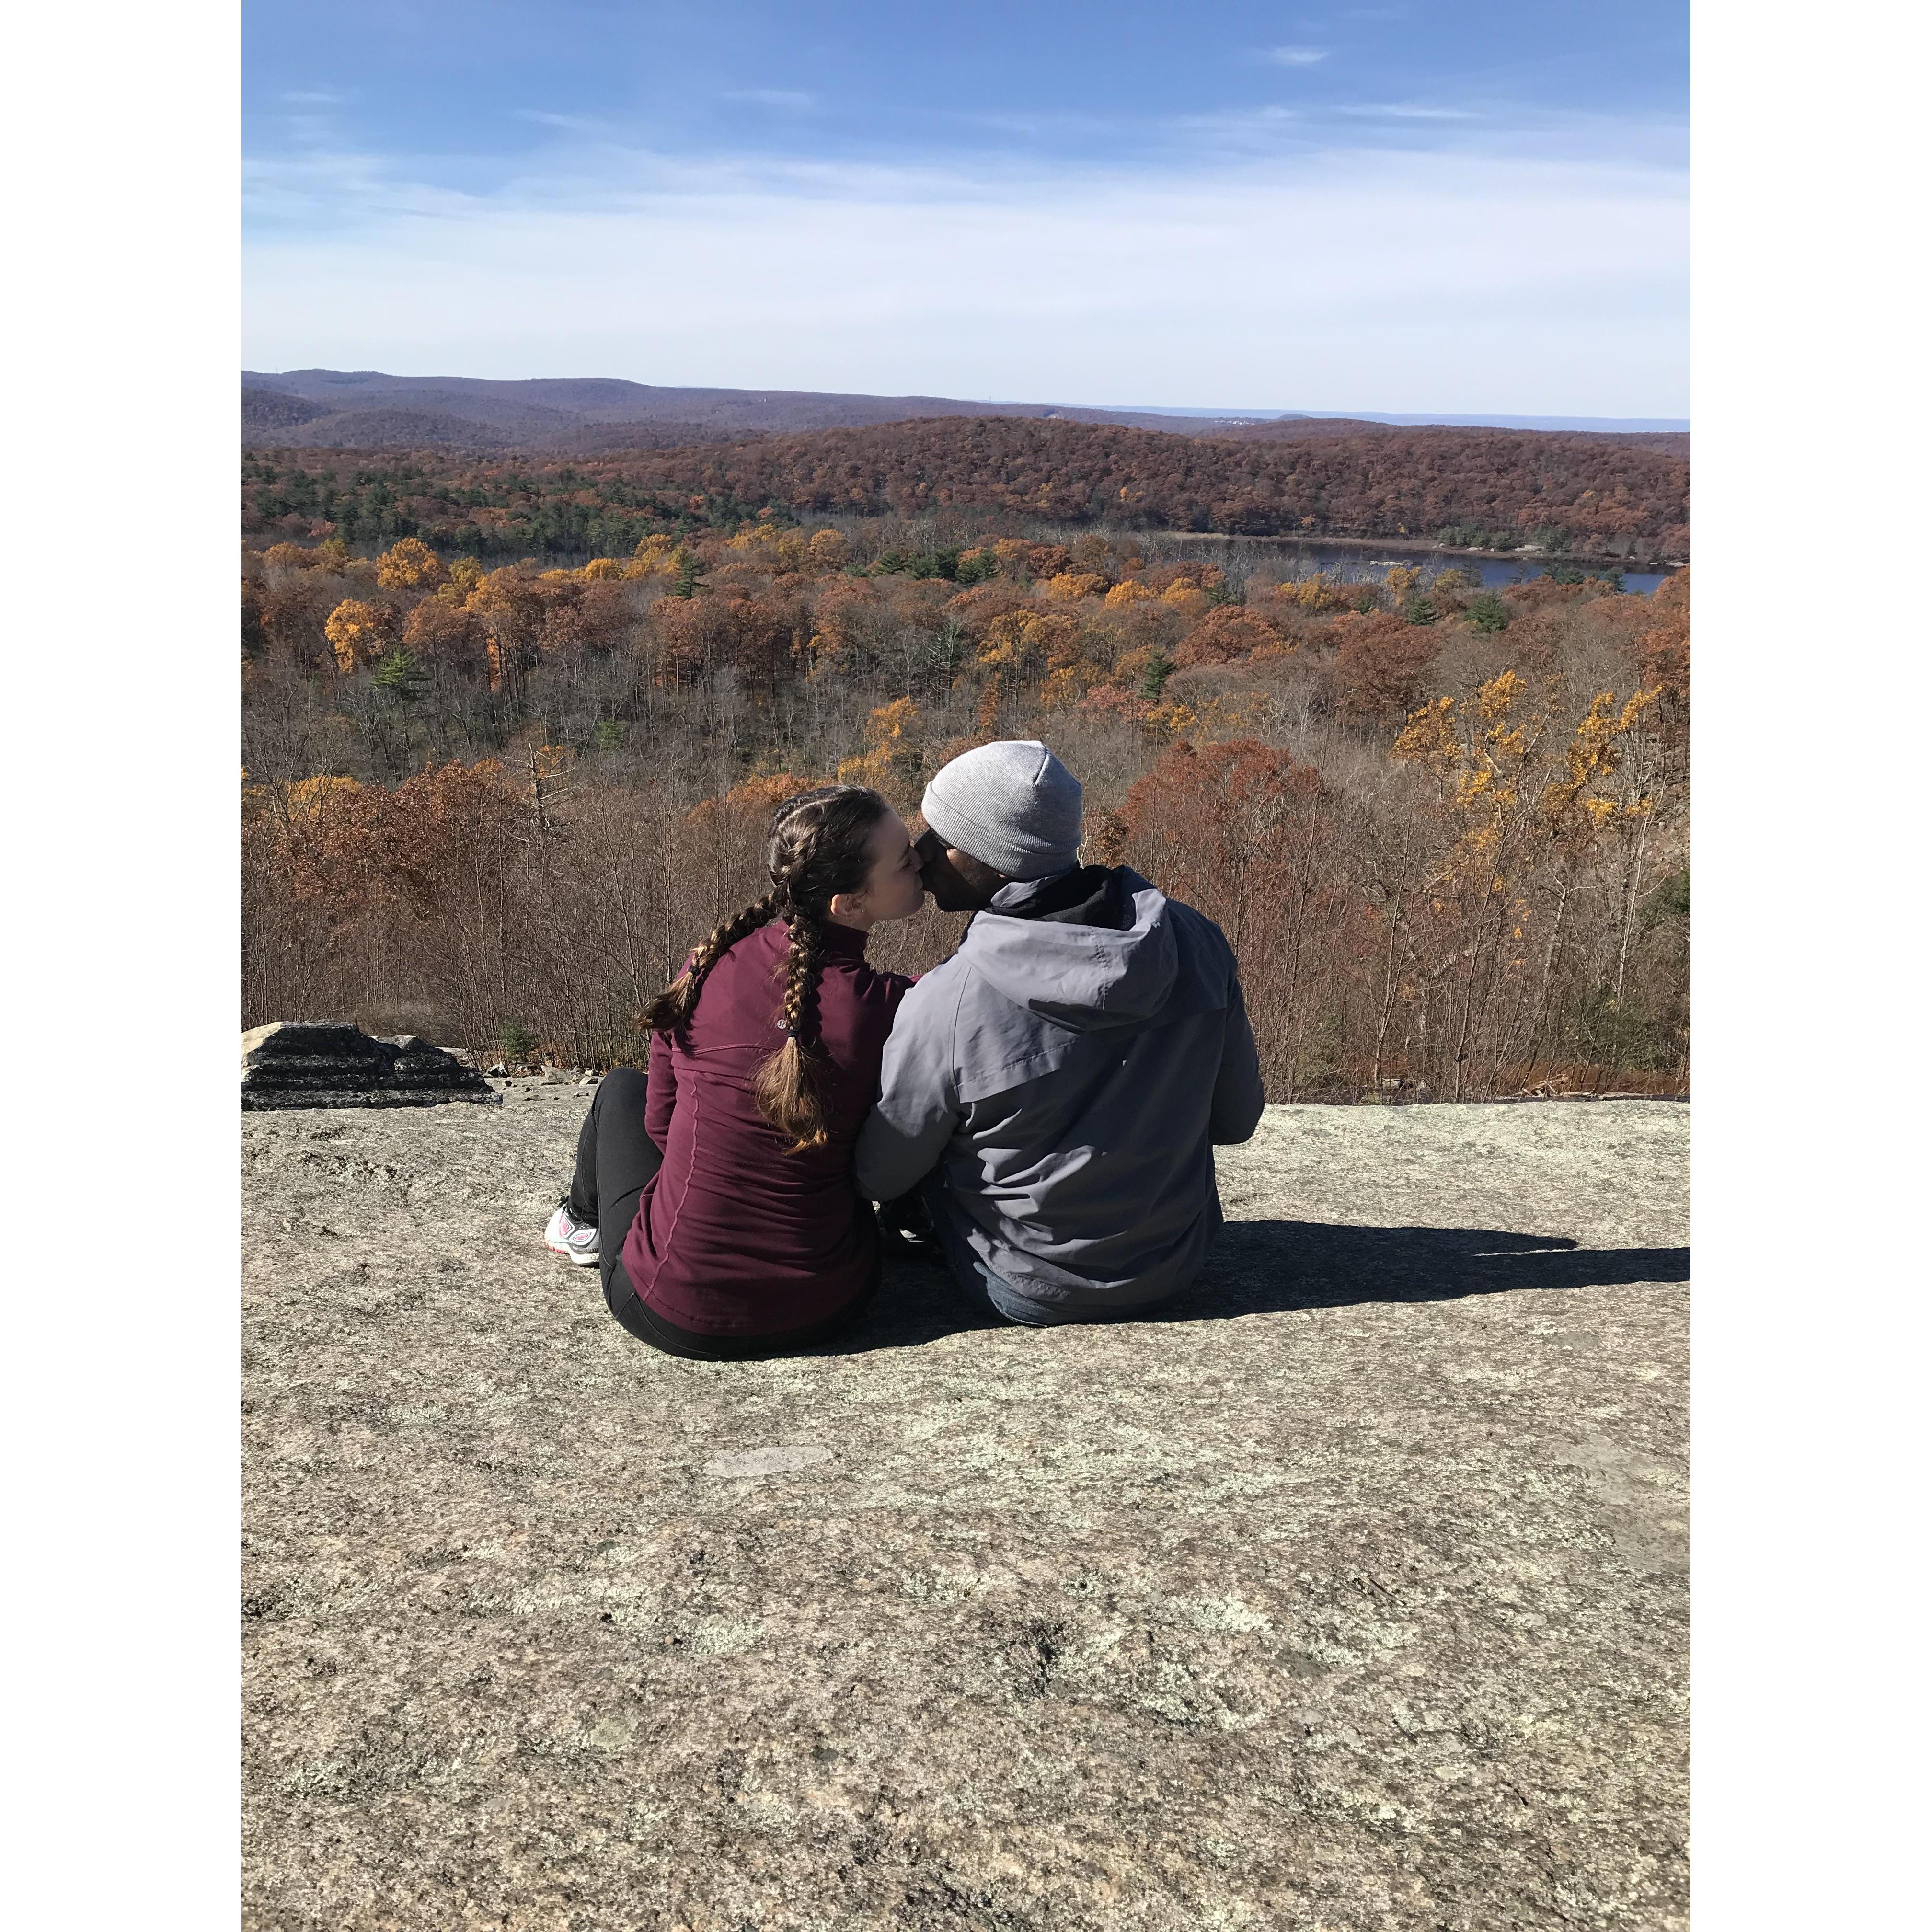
[242,1096,1688,1931]
[242,1021,498,1110]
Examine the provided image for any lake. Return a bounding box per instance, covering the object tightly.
[1147,533,1675,597]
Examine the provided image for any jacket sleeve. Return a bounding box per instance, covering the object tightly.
[645,1026,678,1148]
[1209,978,1266,1145]
[853,976,963,1202]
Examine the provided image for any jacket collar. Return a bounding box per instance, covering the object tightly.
[815,918,871,958]
[988,864,1132,929]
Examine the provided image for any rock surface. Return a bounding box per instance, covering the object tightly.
[243,1095,1689,1931]
[242,1021,498,1110]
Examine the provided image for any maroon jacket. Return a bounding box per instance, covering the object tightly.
[621,920,912,1336]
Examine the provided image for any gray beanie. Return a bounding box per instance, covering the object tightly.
[921,740,1083,881]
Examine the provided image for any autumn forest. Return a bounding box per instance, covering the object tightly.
[243,416,1689,1100]
[243,414,1689,564]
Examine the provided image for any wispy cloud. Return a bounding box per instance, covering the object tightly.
[275,88,350,150]
[514,110,610,133]
[941,108,1126,140]
[1336,104,1479,120]
[243,134,1687,415]
[721,89,815,109]
[1164,104,1310,152]
[1266,47,1329,67]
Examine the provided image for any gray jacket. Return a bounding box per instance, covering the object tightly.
[854,865,1266,1311]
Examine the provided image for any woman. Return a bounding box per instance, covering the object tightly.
[544,785,925,1358]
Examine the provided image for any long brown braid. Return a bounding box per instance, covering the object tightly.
[643,784,892,1152]
[639,890,785,1032]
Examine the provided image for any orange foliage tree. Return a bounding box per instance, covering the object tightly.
[1119,739,1357,1096]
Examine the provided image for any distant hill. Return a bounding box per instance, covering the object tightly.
[1204,417,1691,457]
[566,416,1688,553]
[241,370,1250,451]
[1265,409,1688,434]
[242,371,1690,470]
[241,391,726,453]
[245,413,1690,559]
[241,388,333,431]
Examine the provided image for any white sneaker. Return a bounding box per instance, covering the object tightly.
[544,1199,601,1266]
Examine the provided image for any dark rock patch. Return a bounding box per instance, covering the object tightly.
[241,1020,499,1110]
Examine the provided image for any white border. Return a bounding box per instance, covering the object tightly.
[14,1,1929,1922]
[5,3,240,1923]
[1693,0,1927,1923]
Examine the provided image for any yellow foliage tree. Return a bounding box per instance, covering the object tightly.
[1104,578,1157,608]
[322,599,392,674]
[286,773,364,818]
[1045,571,1109,602]
[375,538,446,591]
[1161,581,1210,615]
[1275,573,1353,612]
[806,529,849,572]
[1393,672,1657,850]
[977,609,1081,683]
[726,521,809,571]
[868,695,920,746]
[627,534,678,579]
[837,697,922,792]
[1391,670,1664,1096]
[1382,565,1424,608]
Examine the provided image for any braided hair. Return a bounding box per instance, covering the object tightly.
[638,891,783,1033]
[642,784,892,1152]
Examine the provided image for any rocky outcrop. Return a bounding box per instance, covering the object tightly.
[242,1094,1689,1929]
[240,1021,498,1110]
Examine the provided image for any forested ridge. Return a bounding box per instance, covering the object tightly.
[244,414,1690,564]
[240,369,1263,450]
[244,508,1689,1101]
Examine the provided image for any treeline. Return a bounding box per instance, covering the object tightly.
[243,518,1689,1100]
[1209,418,1690,454]
[243,415,1690,561]
[242,456,709,558]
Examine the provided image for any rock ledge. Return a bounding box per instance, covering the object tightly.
[241,1020,498,1110]
[243,1096,1688,1931]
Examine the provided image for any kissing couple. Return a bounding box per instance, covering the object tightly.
[546,740,1264,1358]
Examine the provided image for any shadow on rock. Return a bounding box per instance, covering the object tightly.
[831,1221,1690,1354]
[1185,1219,1689,1318]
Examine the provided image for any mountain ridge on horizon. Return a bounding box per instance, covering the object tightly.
[242,369,1687,453]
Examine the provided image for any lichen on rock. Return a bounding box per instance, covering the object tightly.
[243,1092,1688,1930]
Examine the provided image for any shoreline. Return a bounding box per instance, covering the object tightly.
[1153,529,1684,571]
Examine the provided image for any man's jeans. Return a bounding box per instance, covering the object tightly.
[915,1173,1177,1328]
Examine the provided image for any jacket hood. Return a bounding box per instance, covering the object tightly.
[959,866,1178,1033]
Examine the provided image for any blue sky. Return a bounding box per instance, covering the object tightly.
[243,1,1689,414]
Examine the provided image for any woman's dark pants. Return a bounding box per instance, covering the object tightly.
[567,1067,874,1361]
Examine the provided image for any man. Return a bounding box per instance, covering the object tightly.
[855,739,1265,1325]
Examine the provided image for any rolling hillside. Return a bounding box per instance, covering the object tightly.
[241,370,1261,451]
[474,415,1691,555]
